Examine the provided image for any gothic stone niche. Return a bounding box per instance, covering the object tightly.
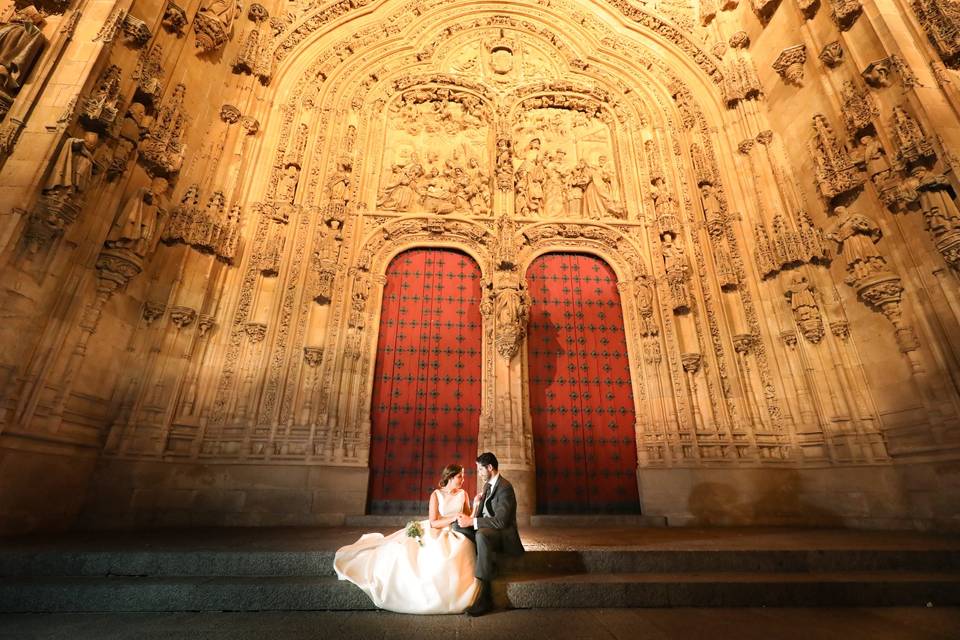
[513,102,624,219]
[375,85,492,215]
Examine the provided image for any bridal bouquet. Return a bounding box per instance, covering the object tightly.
[405,520,425,547]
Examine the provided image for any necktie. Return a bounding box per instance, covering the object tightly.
[480,482,492,517]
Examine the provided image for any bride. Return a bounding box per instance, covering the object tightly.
[333,464,481,614]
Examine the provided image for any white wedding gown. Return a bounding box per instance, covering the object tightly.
[333,489,481,614]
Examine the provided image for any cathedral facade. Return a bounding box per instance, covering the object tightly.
[1,0,959,534]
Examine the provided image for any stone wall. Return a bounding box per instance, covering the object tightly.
[0,0,959,534]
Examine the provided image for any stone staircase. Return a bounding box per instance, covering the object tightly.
[2,539,959,612]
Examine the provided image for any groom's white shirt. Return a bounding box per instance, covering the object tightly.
[472,472,500,529]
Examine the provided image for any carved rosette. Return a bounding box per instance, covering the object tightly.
[772,45,807,86]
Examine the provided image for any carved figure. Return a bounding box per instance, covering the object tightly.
[859,135,891,183]
[567,160,588,216]
[661,230,691,312]
[0,6,45,96]
[43,132,99,196]
[106,177,170,257]
[826,206,885,282]
[194,0,239,52]
[494,279,531,360]
[326,156,351,205]
[278,164,300,204]
[581,155,623,219]
[915,166,960,237]
[515,137,545,216]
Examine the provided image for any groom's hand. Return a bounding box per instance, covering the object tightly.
[457,514,472,528]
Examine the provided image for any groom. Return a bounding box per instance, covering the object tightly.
[455,451,524,616]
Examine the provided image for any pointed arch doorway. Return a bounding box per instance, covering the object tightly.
[367,248,484,514]
[526,253,641,514]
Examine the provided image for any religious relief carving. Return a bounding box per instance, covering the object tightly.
[194,0,240,53]
[139,83,187,176]
[913,0,960,69]
[857,134,893,188]
[104,176,170,258]
[513,103,623,219]
[811,113,864,202]
[784,275,825,343]
[772,45,807,86]
[840,80,878,137]
[660,230,692,313]
[891,106,935,167]
[26,131,103,251]
[819,41,844,68]
[827,207,918,352]
[323,155,351,228]
[376,86,491,214]
[635,275,659,336]
[492,213,518,270]
[108,102,151,181]
[828,0,862,30]
[310,227,340,304]
[0,6,46,121]
[162,2,188,36]
[492,271,531,360]
[699,184,738,289]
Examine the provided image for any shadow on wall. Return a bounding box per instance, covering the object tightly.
[686,471,843,527]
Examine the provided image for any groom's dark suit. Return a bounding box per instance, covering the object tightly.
[454,475,524,581]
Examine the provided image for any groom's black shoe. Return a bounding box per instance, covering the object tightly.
[466,580,493,616]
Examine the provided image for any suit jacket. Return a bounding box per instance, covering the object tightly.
[476,476,524,556]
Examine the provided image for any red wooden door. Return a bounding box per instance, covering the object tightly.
[526,253,641,514]
[367,248,483,514]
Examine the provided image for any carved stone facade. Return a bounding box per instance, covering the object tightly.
[0,0,959,534]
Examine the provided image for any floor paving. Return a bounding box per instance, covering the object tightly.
[1,608,959,640]
[4,526,959,552]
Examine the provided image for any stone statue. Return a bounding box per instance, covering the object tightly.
[494,280,531,360]
[826,206,886,283]
[581,155,623,219]
[515,137,545,216]
[106,177,170,257]
[0,6,46,98]
[277,164,300,204]
[699,183,722,221]
[542,150,567,217]
[661,230,691,312]
[858,135,891,183]
[194,0,239,52]
[784,274,823,346]
[378,163,418,211]
[325,156,351,205]
[43,132,99,196]
[914,166,960,237]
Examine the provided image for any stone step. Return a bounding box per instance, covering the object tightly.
[528,515,667,527]
[1,571,958,613]
[3,548,958,578]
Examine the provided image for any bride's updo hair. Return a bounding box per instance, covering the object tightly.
[438,464,464,489]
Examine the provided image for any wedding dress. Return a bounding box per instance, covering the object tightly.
[333,489,481,614]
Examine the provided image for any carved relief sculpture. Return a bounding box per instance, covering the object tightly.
[772,45,807,86]
[661,230,692,313]
[891,105,935,167]
[913,0,960,69]
[105,177,171,258]
[915,166,960,269]
[139,84,187,175]
[493,271,531,360]
[784,275,825,343]
[194,0,240,53]
[840,80,878,137]
[0,6,46,120]
[827,206,917,352]
[811,113,864,201]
